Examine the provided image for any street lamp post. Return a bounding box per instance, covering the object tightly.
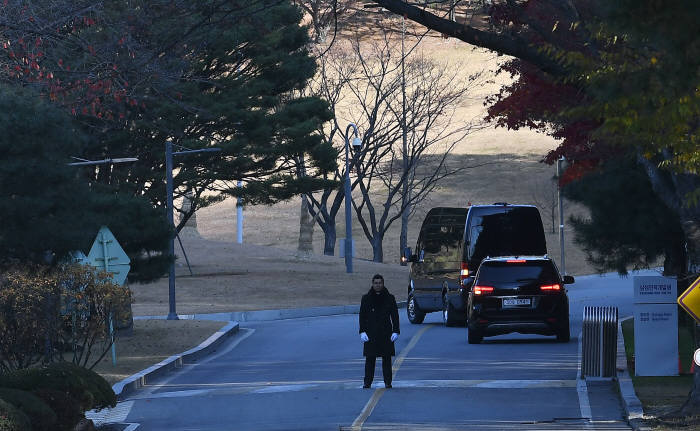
[399,13,410,265]
[344,123,361,273]
[165,141,221,320]
[557,156,566,275]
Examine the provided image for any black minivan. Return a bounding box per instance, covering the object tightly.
[403,204,547,326]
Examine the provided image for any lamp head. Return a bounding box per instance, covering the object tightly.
[351,136,362,149]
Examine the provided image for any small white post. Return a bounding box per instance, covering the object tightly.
[236,180,243,244]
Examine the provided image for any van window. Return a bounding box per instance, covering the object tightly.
[424,213,465,270]
[466,207,546,266]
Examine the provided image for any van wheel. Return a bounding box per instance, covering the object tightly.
[442,293,456,327]
[467,327,483,344]
[556,315,570,343]
[407,293,425,324]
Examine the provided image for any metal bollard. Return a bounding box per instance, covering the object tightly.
[581,306,618,378]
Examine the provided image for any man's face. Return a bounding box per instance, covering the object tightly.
[372,278,384,293]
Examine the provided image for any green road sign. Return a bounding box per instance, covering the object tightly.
[86,226,131,286]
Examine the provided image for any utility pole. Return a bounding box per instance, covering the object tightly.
[165,142,221,320]
[557,156,566,275]
[399,14,410,265]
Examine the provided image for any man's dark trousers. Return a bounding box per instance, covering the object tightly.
[364,355,392,386]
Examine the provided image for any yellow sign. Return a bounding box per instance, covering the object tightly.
[678,276,700,323]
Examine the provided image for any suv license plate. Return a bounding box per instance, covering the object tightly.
[503,298,531,307]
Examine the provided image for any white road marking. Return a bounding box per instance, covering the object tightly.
[124,378,579,400]
[91,328,256,428]
[351,324,434,431]
[85,401,134,425]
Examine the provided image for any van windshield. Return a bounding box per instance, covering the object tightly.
[465,207,547,266]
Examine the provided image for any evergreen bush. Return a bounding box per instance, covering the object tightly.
[0,362,116,411]
[0,388,56,431]
[32,389,82,431]
[0,398,31,431]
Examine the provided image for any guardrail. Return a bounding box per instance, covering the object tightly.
[581,306,618,378]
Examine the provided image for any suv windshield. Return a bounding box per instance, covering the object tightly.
[476,261,558,285]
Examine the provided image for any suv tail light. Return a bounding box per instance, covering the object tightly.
[459,262,469,284]
[540,284,561,292]
[474,285,494,295]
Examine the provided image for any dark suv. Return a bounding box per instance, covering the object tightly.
[466,256,574,344]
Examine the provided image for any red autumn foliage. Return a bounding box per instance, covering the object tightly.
[484,1,622,183]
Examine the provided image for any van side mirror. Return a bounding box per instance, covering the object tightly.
[563,275,575,284]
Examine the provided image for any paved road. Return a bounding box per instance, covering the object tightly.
[99,270,658,430]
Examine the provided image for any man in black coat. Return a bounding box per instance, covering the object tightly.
[359,273,400,389]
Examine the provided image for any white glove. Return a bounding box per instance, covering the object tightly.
[360,332,369,342]
[390,333,398,342]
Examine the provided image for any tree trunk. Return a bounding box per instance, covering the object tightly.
[551,204,557,234]
[297,194,314,257]
[372,236,384,263]
[323,226,337,256]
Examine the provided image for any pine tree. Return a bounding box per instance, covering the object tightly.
[0,85,169,280]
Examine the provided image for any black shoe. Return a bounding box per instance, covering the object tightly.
[385,384,392,389]
[363,384,371,389]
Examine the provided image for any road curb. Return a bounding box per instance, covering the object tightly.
[111,320,240,400]
[617,316,650,431]
[134,301,408,323]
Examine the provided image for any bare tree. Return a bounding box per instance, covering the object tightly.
[293,0,360,43]
[299,45,350,256]
[313,33,486,262]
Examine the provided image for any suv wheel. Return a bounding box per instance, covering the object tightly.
[467,326,483,344]
[556,315,570,343]
[407,293,425,324]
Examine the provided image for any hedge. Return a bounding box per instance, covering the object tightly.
[0,398,31,431]
[0,361,116,411]
[32,389,82,431]
[0,388,56,431]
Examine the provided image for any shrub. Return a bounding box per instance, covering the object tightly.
[56,264,132,369]
[0,398,31,431]
[0,263,131,372]
[32,389,82,431]
[0,265,58,371]
[0,388,56,431]
[0,362,116,411]
[48,362,116,410]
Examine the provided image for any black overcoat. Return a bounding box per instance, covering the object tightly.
[359,287,400,357]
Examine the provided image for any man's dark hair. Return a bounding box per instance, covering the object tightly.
[372,274,384,283]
